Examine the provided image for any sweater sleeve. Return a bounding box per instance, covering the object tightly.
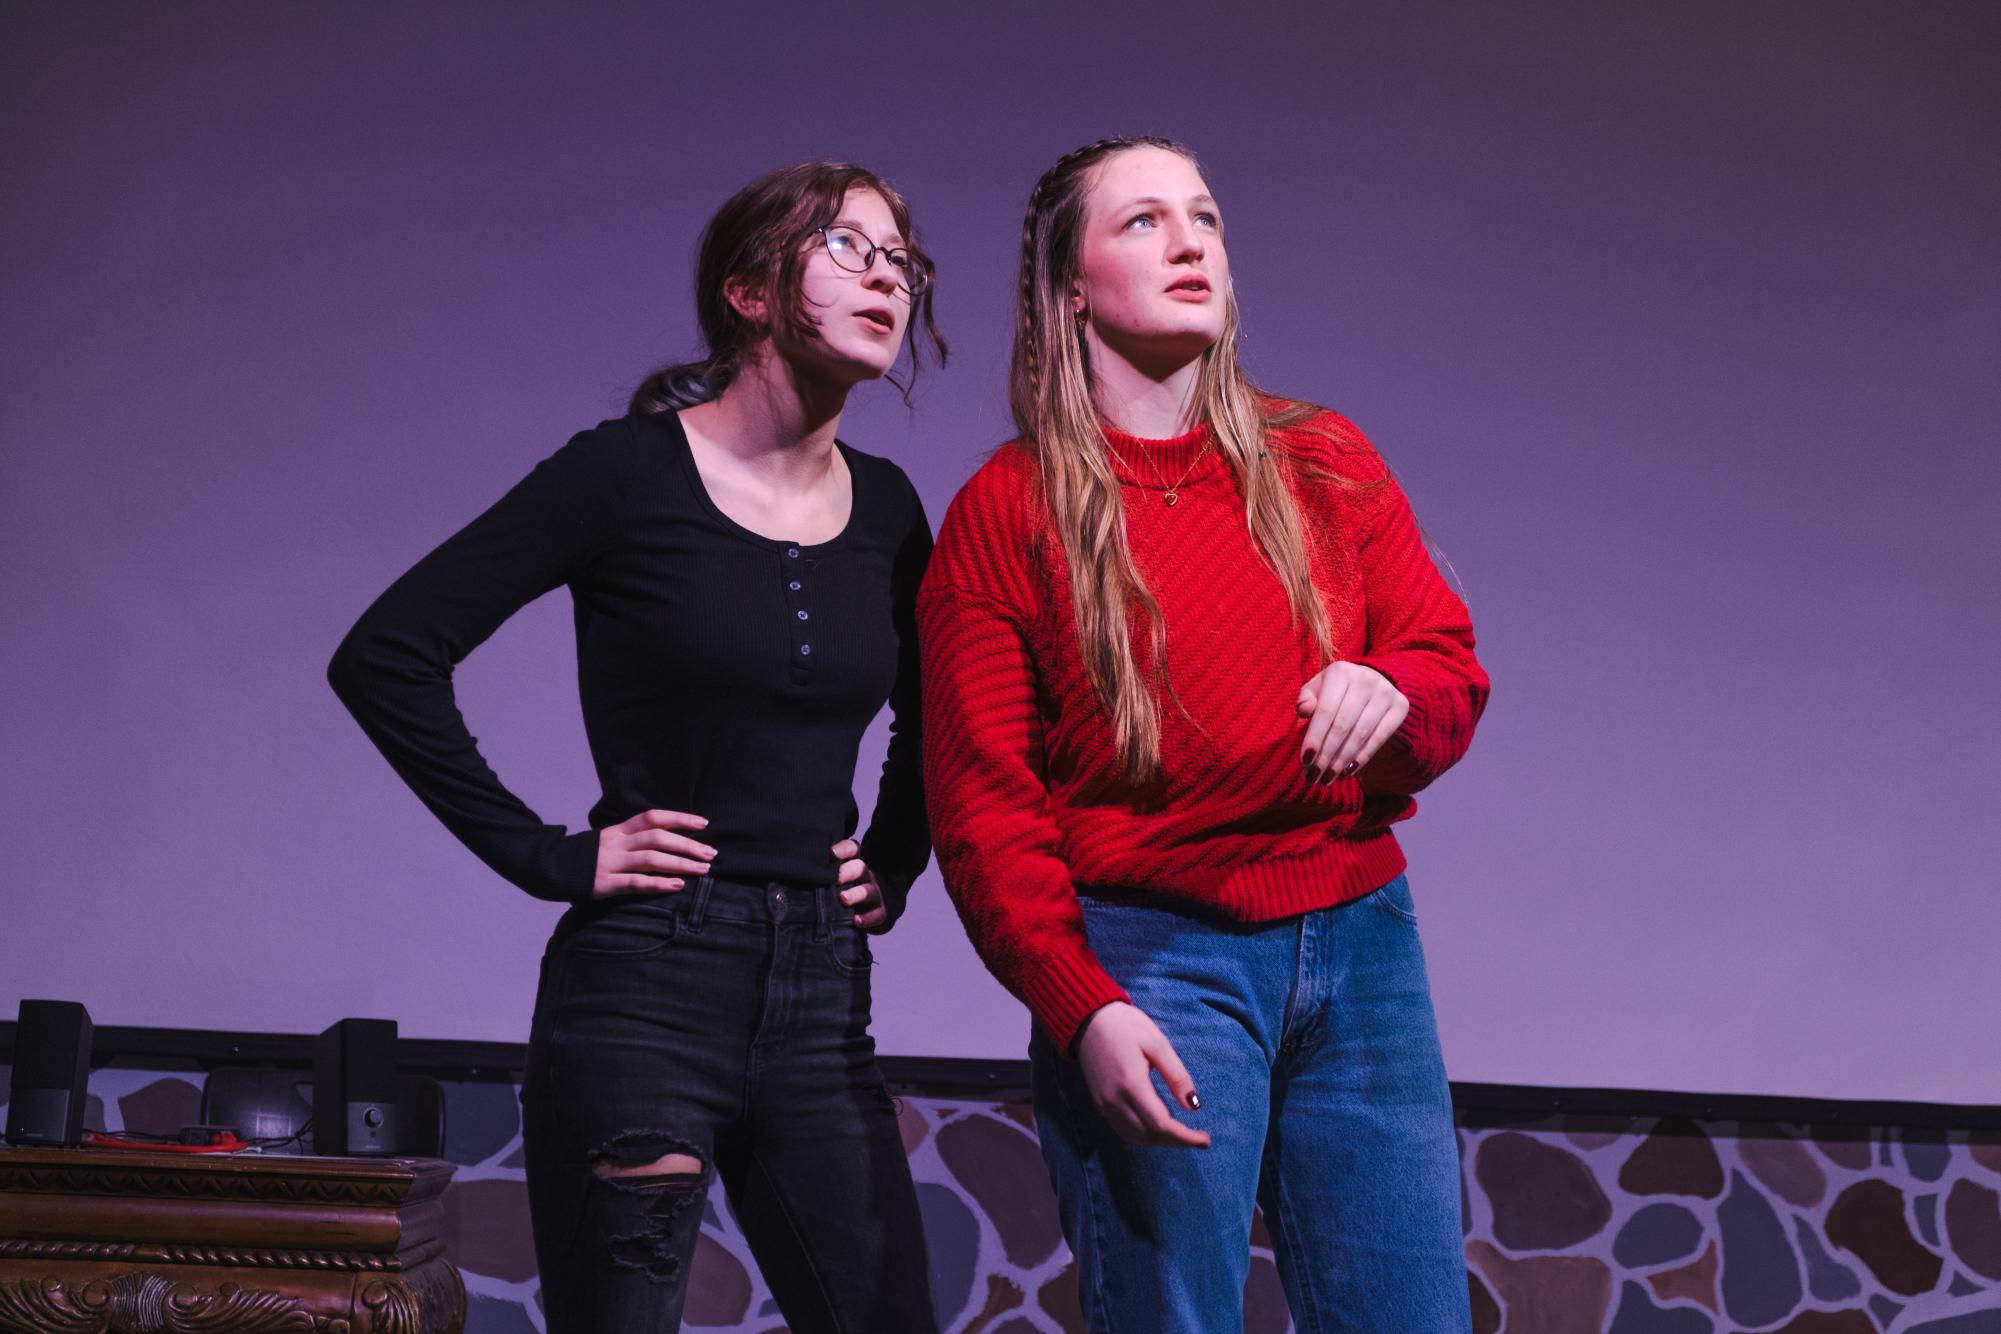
[326,427,629,902]
[855,474,934,933]
[919,472,1131,1053]
[1348,471,1491,795]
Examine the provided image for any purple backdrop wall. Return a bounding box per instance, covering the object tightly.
[3,2,1996,1102]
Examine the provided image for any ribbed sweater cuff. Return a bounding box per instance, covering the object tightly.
[1020,953,1131,1058]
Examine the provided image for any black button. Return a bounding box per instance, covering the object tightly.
[786,547,800,558]
[796,610,809,621]
[800,644,812,656]
[788,581,801,591]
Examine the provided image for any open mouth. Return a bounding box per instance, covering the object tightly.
[855,308,897,333]
[1167,277,1210,295]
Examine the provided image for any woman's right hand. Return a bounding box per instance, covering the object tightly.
[1074,1002,1210,1148]
[593,809,715,900]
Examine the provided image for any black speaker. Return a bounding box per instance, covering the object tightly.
[313,1018,400,1156]
[6,999,94,1146]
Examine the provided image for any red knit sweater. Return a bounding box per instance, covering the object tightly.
[918,407,1489,1052]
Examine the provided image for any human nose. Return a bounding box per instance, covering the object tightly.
[860,248,900,294]
[1165,214,1206,263]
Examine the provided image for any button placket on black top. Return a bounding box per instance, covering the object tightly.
[783,546,813,684]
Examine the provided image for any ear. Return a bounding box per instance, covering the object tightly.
[723,274,769,327]
[1069,281,1087,317]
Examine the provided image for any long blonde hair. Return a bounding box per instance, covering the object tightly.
[1011,137,1334,782]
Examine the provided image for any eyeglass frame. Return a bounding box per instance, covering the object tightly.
[815,225,934,296]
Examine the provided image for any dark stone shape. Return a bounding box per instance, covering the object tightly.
[1904,1129,1953,1183]
[758,1296,780,1316]
[683,1231,752,1326]
[1615,1202,1705,1268]
[1738,1125,1827,1208]
[83,1093,105,1133]
[1827,1179,1944,1296]
[1243,1255,1288,1333]
[117,1076,202,1137]
[1622,1119,1726,1199]
[1470,1269,1501,1334]
[1751,1312,1876,1334]
[1476,1131,1614,1249]
[441,1178,539,1282]
[994,1100,1038,1132]
[441,1078,523,1166]
[1947,1179,2001,1280]
[1948,1271,1984,1296]
[1717,1170,1801,1328]
[1563,1114,1639,1150]
[704,1198,720,1229]
[1906,1314,2001,1334]
[1971,1131,2001,1178]
[936,1114,1064,1267]
[1650,1242,1719,1314]
[897,1098,930,1155]
[1467,1239,1613,1334]
[1812,1126,1873,1171]
[465,1293,540,1334]
[1794,1215,1862,1301]
[1039,1261,1083,1333]
[1919,1192,1943,1247]
[967,1275,1026,1330]
[500,1142,528,1168]
[917,1181,980,1330]
[1869,1295,1903,1328]
[992,1321,1042,1334]
[1608,1279,1714,1334]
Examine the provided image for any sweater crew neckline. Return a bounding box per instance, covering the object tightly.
[1100,422,1222,491]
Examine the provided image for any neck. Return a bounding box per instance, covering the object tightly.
[679,344,849,483]
[1086,334,1205,440]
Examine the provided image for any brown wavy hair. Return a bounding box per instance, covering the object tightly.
[1011,137,1337,781]
[632,161,945,413]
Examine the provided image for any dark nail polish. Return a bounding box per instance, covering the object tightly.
[1188,1092,1203,1110]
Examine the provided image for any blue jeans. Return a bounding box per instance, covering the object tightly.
[521,877,936,1334]
[1030,875,1470,1334]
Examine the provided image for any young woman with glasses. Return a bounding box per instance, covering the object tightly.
[920,137,1488,1331]
[330,161,944,1332]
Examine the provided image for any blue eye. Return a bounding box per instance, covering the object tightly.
[1125,214,1154,231]
[1195,212,1219,228]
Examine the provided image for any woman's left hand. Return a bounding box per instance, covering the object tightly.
[1297,661,1409,784]
[831,839,890,929]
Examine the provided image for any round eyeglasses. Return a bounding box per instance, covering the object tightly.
[818,225,933,296]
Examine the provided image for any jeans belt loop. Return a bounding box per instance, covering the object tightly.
[687,876,714,932]
[813,881,833,942]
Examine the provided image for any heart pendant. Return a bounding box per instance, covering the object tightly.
[1164,491,1179,507]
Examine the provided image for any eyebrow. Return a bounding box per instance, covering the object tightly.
[832,218,907,246]
[1118,194,1218,210]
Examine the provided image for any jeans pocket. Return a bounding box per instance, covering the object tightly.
[824,923,874,975]
[1367,873,1420,925]
[562,898,683,959]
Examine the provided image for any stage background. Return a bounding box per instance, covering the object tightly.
[3,0,1997,1102]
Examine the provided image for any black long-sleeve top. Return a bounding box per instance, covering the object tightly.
[328,411,932,928]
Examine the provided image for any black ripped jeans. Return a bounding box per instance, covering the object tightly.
[521,877,936,1333]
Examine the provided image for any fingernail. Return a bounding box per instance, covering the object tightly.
[1341,761,1357,777]
[665,880,683,891]
[1188,1092,1203,1110]
[701,846,718,858]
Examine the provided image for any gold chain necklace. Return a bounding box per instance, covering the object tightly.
[1146,439,1211,507]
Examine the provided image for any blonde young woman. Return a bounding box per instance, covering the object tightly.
[919,138,1488,1332]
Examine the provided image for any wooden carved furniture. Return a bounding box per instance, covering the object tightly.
[0,1147,463,1332]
